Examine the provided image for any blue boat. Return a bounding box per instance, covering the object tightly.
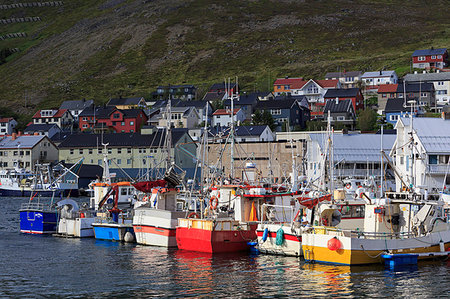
[19,202,57,234]
[91,184,135,243]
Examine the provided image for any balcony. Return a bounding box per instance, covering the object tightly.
[428,164,450,174]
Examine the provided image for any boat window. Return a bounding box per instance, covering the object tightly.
[340,205,365,218]
[121,188,127,195]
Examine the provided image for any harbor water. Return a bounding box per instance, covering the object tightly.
[1,197,449,298]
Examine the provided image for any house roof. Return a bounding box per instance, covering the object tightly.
[107,97,145,106]
[404,72,450,82]
[325,71,362,79]
[79,106,145,118]
[309,133,396,163]
[273,77,304,86]
[32,109,68,119]
[58,129,189,148]
[324,99,353,113]
[361,71,397,78]
[0,135,46,149]
[396,82,434,93]
[209,83,236,92]
[224,93,259,106]
[213,108,241,116]
[412,48,447,57]
[255,98,298,109]
[60,99,94,111]
[157,84,195,89]
[151,99,182,108]
[24,123,60,132]
[234,125,269,137]
[378,84,398,93]
[384,98,411,113]
[316,79,339,88]
[324,88,360,98]
[203,91,226,102]
[176,100,209,110]
[0,117,14,123]
[400,117,450,153]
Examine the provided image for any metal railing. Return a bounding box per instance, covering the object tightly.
[259,203,295,224]
[20,202,53,212]
[310,226,417,240]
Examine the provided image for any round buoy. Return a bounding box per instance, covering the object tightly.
[327,237,341,251]
[124,232,135,243]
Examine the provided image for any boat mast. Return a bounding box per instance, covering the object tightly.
[102,142,111,184]
[230,77,235,180]
[165,93,173,172]
[380,124,384,198]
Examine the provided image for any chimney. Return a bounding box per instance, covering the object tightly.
[379,70,382,75]
[436,69,440,73]
[18,131,22,136]
[11,132,16,140]
[285,76,289,79]
[335,97,339,104]
[34,132,39,136]
[414,71,417,74]
[423,70,426,74]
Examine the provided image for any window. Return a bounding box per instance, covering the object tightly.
[79,149,83,154]
[418,56,425,61]
[139,148,146,153]
[127,148,132,154]
[429,155,438,164]
[88,149,93,154]
[421,92,427,97]
[98,148,102,154]
[400,156,404,165]
[438,55,442,59]
[382,94,387,98]
[438,81,444,85]
[108,148,112,154]
[13,151,18,156]
[340,205,365,218]
[70,149,74,155]
[127,159,132,165]
[82,117,87,121]
[284,85,290,89]
[390,115,399,121]
[437,90,447,95]
[25,162,30,167]
[113,113,120,119]
[431,55,436,59]
[117,148,122,154]
[337,116,345,121]
[3,152,7,157]
[82,124,88,128]
[19,151,24,156]
[121,122,125,126]
[271,109,281,115]
[117,159,121,165]
[3,162,7,167]
[130,121,134,126]
[98,160,102,165]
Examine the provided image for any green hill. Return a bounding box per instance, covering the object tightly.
[0,0,449,124]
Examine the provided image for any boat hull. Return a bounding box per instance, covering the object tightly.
[176,218,257,253]
[19,210,57,234]
[58,217,95,238]
[302,228,450,265]
[0,188,78,198]
[133,209,186,247]
[92,222,135,242]
[256,224,302,256]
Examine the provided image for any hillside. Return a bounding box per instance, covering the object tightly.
[0,0,449,123]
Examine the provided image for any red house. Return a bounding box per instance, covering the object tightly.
[412,48,448,69]
[273,77,305,95]
[322,88,364,117]
[78,106,147,133]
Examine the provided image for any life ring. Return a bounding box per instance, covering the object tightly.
[142,196,148,202]
[209,196,219,210]
[345,183,351,189]
[187,212,199,219]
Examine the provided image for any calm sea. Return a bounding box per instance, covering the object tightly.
[1,197,449,298]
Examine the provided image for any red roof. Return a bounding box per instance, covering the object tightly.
[377,84,398,93]
[317,79,339,88]
[0,117,13,123]
[32,109,68,119]
[213,108,241,116]
[274,77,304,86]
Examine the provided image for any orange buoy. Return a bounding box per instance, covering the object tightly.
[209,196,219,210]
[327,237,341,251]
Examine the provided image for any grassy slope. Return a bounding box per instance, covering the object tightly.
[0,0,449,125]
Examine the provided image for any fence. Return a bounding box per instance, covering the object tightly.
[0,2,63,9]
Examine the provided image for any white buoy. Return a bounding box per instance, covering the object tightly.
[124,232,135,243]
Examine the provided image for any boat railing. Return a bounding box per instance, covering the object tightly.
[311,226,417,239]
[20,202,53,212]
[259,203,295,224]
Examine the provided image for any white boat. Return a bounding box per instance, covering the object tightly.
[56,199,96,238]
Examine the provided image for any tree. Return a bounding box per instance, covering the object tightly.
[357,108,377,131]
[252,110,276,131]
[252,110,263,125]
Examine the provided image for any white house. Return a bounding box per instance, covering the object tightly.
[291,79,340,104]
[391,116,450,192]
[404,71,450,105]
[0,134,59,171]
[0,118,18,135]
[59,99,94,122]
[212,108,246,127]
[32,109,74,130]
[361,71,398,93]
[307,132,396,185]
[234,125,274,142]
[155,106,201,129]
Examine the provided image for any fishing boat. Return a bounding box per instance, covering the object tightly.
[302,191,450,265]
[56,199,96,238]
[92,183,135,242]
[0,162,80,197]
[19,196,58,234]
